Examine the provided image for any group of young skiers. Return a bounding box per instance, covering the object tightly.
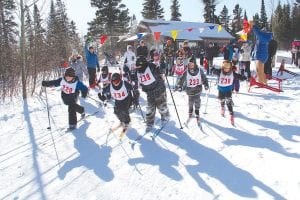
[41,36,256,138]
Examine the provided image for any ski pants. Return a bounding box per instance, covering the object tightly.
[114,99,131,125]
[241,61,251,79]
[87,67,97,87]
[146,91,169,127]
[68,103,84,126]
[188,94,201,117]
[218,90,233,115]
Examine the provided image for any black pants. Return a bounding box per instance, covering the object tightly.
[114,99,131,124]
[218,90,233,115]
[87,67,97,87]
[241,61,251,78]
[264,56,273,75]
[68,103,84,125]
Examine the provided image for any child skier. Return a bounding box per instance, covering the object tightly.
[217,60,246,125]
[97,66,111,102]
[135,56,170,132]
[173,57,186,91]
[177,58,209,126]
[98,73,134,139]
[42,67,88,130]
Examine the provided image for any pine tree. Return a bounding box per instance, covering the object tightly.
[260,0,268,30]
[202,0,217,23]
[170,0,181,21]
[219,5,230,32]
[253,13,260,27]
[244,10,248,20]
[88,0,130,53]
[0,0,18,99]
[231,4,243,37]
[141,0,164,20]
[291,4,300,40]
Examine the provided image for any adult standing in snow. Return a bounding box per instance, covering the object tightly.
[42,68,88,130]
[250,22,273,84]
[136,40,148,58]
[176,58,209,124]
[240,41,252,80]
[84,41,100,88]
[135,56,170,132]
[69,50,88,82]
[206,43,215,75]
[98,73,134,139]
[163,39,175,76]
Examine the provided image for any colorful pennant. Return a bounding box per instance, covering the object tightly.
[100,35,108,45]
[154,32,161,41]
[171,30,179,41]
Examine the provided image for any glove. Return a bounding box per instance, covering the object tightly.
[42,81,47,87]
[98,93,106,101]
[204,85,209,90]
[82,90,88,98]
[97,66,100,72]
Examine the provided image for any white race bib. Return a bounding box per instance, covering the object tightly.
[187,69,202,88]
[110,81,129,100]
[137,67,156,86]
[60,78,77,94]
[218,72,234,87]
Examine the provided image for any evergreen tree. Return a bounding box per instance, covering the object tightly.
[88,0,130,53]
[24,6,34,84]
[260,0,268,30]
[231,4,243,37]
[291,4,300,40]
[202,0,217,23]
[253,13,260,27]
[219,5,230,32]
[46,0,61,67]
[244,10,248,20]
[55,0,71,60]
[0,0,18,99]
[170,0,181,21]
[141,0,165,19]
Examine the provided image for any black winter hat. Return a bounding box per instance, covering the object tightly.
[111,73,121,81]
[65,67,76,77]
[136,56,147,66]
[101,66,108,72]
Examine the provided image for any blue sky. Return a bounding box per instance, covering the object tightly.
[64,0,287,36]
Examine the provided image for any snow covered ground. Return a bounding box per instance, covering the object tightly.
[1,51,300,200]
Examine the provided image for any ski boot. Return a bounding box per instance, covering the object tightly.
[221,107,225,117]
[230,114,234,125]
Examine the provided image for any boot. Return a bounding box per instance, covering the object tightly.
[230,114,234,125]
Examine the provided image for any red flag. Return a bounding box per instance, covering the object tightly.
[187,28,193,32]
[243,19,250,33]
[153,32,161,41]
[100,35,108,45]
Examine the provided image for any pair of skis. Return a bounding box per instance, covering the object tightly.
[184,117,203,131]
[65,110,100,132]
[105,123,129,145]
[129,120,169,150]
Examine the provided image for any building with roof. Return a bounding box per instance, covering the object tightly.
[127,19,234,53]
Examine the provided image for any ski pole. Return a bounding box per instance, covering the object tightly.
[44,87,52,130]
[203,80,211,114]
[165,76,183,129]
[87,95,103,106]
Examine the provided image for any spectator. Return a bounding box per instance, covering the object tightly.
[84,42,100,88]
[136,40,148,58]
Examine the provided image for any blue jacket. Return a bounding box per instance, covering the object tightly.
[85,44,99,68]
[252,25,273,63]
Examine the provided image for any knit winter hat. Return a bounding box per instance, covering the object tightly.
[65,67,76,77]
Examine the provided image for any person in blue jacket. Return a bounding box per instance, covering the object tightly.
[42,68,88,130]
[251,22,273,84]
[85,41,100,88]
